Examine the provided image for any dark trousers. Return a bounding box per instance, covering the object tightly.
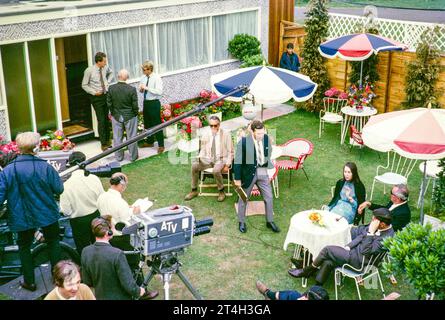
[69,210,100,256]
[278,290,303,300]
[143,99,164,147]
[17,222,61,285]
[313,245,352,285]
[91,94,110,146]
[109,235,140,271]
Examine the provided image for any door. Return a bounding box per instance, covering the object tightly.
[56,35,93,139]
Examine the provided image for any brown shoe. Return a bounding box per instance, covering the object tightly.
[140,142,154,148]
[184,190,199,201]
[157,147,165,154]
[256,280,270,299]
[101,145,111,151]
[217,191,226,202]
[139,290,159,300]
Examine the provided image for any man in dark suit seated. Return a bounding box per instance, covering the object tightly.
[358,184,411,232]
[288,208,394,285]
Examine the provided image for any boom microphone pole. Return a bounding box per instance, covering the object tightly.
[60,85,249,178]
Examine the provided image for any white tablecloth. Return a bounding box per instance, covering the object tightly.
[340,106,378,145]
[283,210,352,257]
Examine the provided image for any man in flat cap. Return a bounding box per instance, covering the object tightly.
[288,208,394,285]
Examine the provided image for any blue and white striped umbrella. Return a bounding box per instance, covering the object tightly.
[211,66,317,104]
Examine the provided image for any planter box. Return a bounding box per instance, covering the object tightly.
[178,138,199,153]
[37,150,74,181]
[163,124,178,138]
[423,214,445,231]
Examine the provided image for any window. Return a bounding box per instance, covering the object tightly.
[157,18,209,73]
[212,11,258,62]
[91,25,156,80]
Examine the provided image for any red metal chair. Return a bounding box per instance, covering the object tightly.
[275,138,314,187]
[349,125,364,148]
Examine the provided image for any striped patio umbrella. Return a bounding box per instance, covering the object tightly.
[319,33,408,86]
[362,105,445,224]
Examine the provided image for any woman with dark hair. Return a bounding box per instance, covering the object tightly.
[327,162,366,224]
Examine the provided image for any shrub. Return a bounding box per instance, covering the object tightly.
[228,33,261,61]
[383,223,445,299]
[432,158,445,219]
[240,54,270,68]
[402,27,443,109]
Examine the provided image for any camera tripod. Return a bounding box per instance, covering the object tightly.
[142,250,203,300]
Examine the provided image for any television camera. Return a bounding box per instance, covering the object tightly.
[122,205,213,300]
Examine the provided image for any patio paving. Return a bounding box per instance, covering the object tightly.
[75,103,294,168]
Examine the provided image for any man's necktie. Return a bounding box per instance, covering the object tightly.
[143,76,150,100]
[211,134,216,162]
[258,140,264,166]
[99,67,106,93]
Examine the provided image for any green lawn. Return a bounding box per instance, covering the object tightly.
[114,109,422,300]
[0,108,424,300]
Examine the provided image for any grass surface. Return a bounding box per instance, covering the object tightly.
[111,109,422,300]
[0,109,424,300]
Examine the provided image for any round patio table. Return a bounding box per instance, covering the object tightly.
[283,209,351,287]
[340,106,377,145]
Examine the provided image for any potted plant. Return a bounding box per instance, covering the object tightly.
[177,116,201,153]
[382,223,445,300]
[347,82,376,112]
[0,136,19,168]
[161,104,178,138]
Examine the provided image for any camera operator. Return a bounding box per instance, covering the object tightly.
[81,216,158,300]
[0,132,63,292]
[97,172,141,270]
[59,152,105,255]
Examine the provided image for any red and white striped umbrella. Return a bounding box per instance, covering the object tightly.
[362,106,445,160]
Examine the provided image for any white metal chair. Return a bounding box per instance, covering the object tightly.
[370,151,418,201]
[334,251,388,300]
[319,98,348,140]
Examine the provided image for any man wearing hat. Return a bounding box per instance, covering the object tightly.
[288,208,394,285]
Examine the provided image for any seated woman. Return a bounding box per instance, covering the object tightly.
[327,162,365,224]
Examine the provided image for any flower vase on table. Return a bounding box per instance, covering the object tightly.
[356,105,364,113]
[308,211,325,227]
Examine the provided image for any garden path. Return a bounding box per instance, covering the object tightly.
[75,103,295,168]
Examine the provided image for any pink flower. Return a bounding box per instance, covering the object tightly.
[338,92,348,99]
[210,92,219,101]
[162,109,172,119]
[199,89,211,99]
[50,139,63,150]
[54,130,64,140]
[162,103,172,111]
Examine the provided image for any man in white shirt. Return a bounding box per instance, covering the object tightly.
[185,116,233,202]
[97,172,140,227]
[97,172,141,270]
[60,152,105,255]
[138,60,164,154]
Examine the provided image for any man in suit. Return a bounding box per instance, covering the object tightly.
[82,52,113,151]
[279,43,300,72]
[233,120,280,233]
[185,116,233,202]
[358,184,411,232]
[81,216,158,300]
[288,208,394,285]
[107,69,139,162]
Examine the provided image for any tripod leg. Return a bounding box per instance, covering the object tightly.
[162,273,173,300]
[143,269,156,287]
[176,269,203,300]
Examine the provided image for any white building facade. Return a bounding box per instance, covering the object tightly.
[0,0,268,140]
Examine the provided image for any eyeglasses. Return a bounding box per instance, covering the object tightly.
[209,124,219,128]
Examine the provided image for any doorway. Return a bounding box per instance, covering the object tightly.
[56,35,93,140]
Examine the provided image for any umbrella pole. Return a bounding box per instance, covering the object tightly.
[360,60,363,87]
[419,161,427,225]
[261,104,263,121]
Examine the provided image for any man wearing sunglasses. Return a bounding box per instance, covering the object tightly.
[185,116,233,202]
[357,184,411,232]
